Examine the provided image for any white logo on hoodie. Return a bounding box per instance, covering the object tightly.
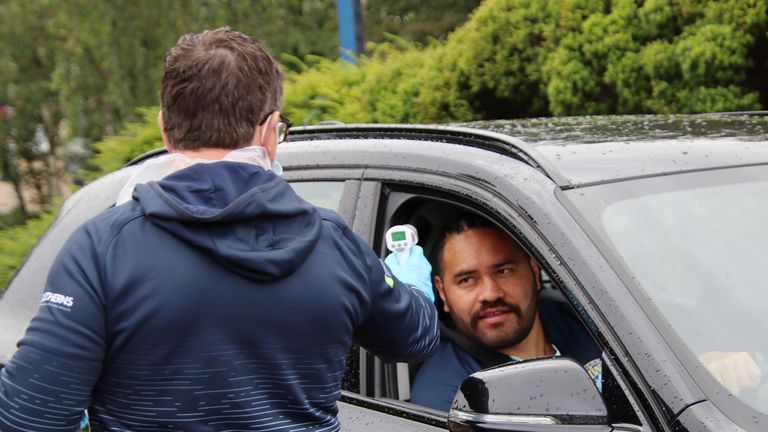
[40,291,74,310]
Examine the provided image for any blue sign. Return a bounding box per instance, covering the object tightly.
[336,0,364,63]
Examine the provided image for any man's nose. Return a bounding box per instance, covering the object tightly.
[477,277,504,302]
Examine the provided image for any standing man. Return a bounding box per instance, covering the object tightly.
[0,27,438,431]
[410,214,600,411]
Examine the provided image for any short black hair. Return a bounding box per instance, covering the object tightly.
[433,212,498,278]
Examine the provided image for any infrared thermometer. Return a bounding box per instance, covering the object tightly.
[385,224,419,265]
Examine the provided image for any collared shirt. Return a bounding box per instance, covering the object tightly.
[508,344,561,362]
[411,295,602,412]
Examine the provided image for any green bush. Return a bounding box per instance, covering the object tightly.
[6,0,766,295]
[77,0,768,143]
[0,207,32,230]
[283,37,456,124]
[0,209,56,294]
[544,0,766,116]
[283,55,367,125]
[286,0,767,122]
[83,107,163,181]
[54,0,768,174]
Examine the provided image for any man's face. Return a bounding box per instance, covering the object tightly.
[435,227,540,351]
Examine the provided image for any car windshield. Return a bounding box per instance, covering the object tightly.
[566,164,768,415]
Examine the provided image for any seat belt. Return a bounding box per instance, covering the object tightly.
[439,322,511,369]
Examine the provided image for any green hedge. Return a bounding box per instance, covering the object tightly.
[0,209,55,294]
[4,0,767,294]
[82,0,768,170]
[83,107,163,182]
[0,108,162,294]
[285,0,767,123]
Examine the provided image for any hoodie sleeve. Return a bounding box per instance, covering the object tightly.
[0,224,106,431]
[350,234,440,363]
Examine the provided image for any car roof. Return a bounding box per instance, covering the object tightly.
[288,112,768,188]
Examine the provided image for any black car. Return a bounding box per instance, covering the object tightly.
[2,113,768,431]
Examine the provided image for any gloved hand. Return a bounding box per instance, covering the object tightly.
[80,410,90,431]
[384,245,435,302]
[698,351,762,396]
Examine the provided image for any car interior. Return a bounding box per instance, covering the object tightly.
[352,190,595,407]
[345,188,643,427]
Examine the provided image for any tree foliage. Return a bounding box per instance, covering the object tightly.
[544,0,766,115]
[2,0,481,216]
[0,0,484,290]
[287,0,767,123]
[0,0,64,213]
[51,0,768,180]
[365,0,481,44]
[83,108,162,183]
[0,0,342,215]
[4,0,768,291]
[88,0,768,154]
[0,208,55,294]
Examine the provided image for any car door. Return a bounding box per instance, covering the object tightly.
[279,134,654,431]
[365,180,652,430]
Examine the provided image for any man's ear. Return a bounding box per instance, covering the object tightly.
[434,276,450,313]
[529,257,541,290]
[255,111,280,162]
[157,110,172,152]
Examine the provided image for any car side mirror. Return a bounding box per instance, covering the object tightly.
[448,357,610,431]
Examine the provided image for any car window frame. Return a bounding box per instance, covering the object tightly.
[279,132,672,429]
[344,171,651,430]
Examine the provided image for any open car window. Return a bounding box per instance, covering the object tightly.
[358,183,640,427]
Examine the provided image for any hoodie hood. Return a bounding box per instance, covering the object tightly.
[134,161,321,280]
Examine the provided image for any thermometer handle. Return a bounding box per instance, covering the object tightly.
[396,249,410,266]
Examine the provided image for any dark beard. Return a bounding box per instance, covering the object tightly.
[475,300,538,351]
[452,275,540,352]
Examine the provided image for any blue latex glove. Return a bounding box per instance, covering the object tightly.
[384,245,435,302]
[79,410,89,431]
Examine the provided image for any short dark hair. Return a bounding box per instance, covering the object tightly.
[433,212,499,278]
[160,27,284,150]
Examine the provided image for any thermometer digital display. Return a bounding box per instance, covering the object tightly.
[385,224,419,265]
[390,231,407,242]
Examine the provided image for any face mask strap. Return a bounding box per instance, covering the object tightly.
[260,112,276,145]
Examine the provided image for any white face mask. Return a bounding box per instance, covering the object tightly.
[226,145,283,176]
[259,111,289,172]
[271,160,283,176]
[115,145,281,205]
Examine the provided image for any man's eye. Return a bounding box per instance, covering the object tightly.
[498,267,514,275]
[457,276,475,285]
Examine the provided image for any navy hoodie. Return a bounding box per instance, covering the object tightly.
[0,161,439,431]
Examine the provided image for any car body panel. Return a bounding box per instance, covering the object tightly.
[337,398,445,431]
[2,113,767,431]
[468,113,768,187]
[290,113,768,188]
[533,138,768,188]
[279,137,706,421]
[672,401,747,432]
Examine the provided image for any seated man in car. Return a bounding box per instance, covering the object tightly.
[408,212,763,411]
[409,214,602,411]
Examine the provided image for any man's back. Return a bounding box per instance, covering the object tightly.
[1,162,439,431]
